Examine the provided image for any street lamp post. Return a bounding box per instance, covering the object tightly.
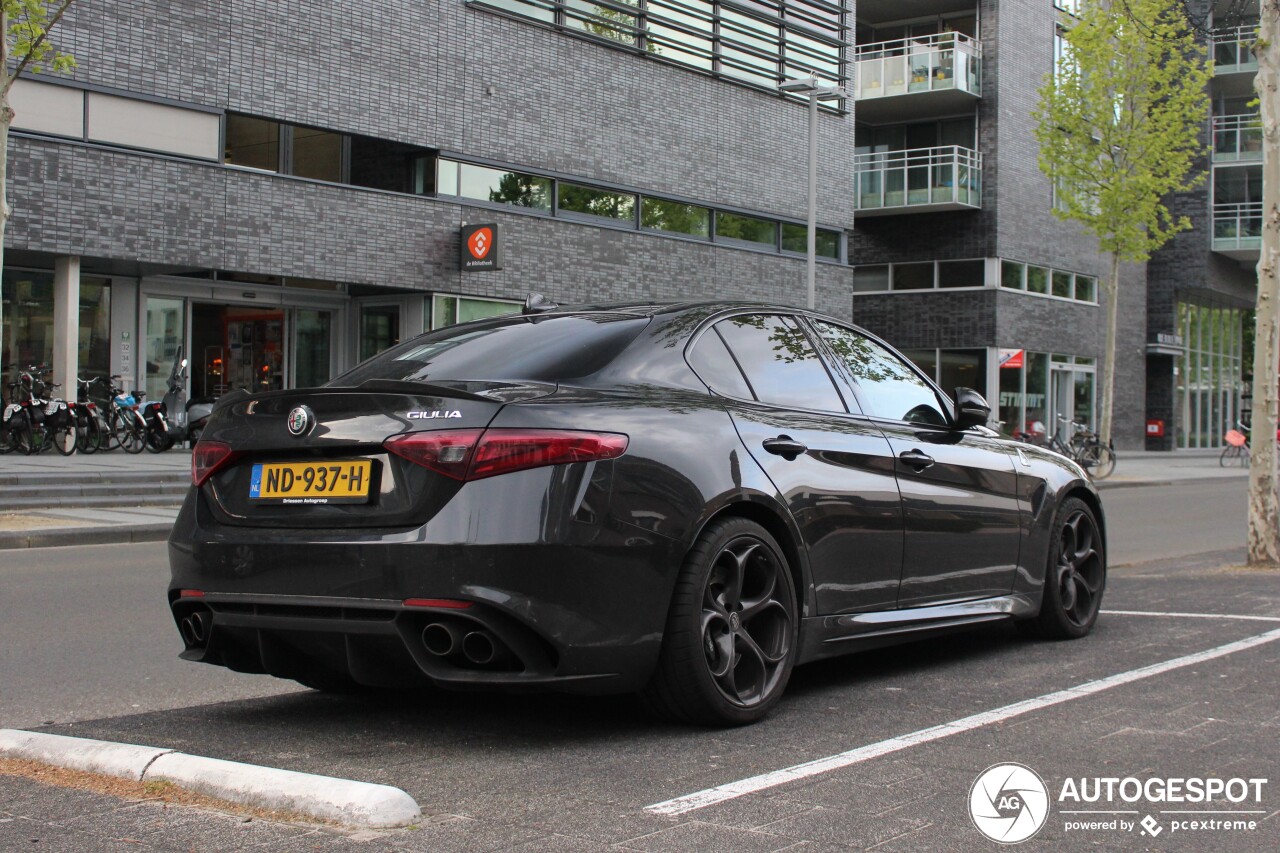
[777,77,845,311]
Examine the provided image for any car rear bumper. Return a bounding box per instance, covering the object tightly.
[167,488,684,694]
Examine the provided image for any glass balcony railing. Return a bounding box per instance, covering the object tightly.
[1213,112,1264,162]
[854,32,981,101]
[855,146,982,213]
[1213,202,1262,254]
[1211,24,1258,74]
[1213,114,1263,162]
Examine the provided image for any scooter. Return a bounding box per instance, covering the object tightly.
[157,348,214,449]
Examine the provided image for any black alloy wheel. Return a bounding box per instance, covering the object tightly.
[1024,497,1106,639]
[643,517,798,726]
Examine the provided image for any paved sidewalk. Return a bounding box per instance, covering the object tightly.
[0,447,1250,550]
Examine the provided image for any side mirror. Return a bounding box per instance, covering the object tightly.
[953,387,991,430]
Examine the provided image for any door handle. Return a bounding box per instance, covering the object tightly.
[763,436,808,460]
[898,449,935,470]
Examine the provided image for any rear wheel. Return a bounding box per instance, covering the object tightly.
[1078,441,1116,479]
[116,411,146,454]
[643,517,798,726]
[51,423,77,455]
[1022,497,1106,639]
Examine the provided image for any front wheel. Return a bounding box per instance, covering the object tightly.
[1022,497,1106,640]
[51,423,77,455]
[642,517,798,726]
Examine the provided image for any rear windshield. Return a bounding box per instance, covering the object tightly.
[329,314,650,386]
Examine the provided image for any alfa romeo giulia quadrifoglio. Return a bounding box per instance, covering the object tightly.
[169,298,1106,725]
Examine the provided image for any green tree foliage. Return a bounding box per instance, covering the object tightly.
[1033,0,1210,444]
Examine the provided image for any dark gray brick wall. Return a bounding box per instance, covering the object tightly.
[7,138,852,319]
[52,0,855,226]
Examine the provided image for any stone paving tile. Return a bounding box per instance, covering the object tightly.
[756,804,935,850]
[619,820,795,853]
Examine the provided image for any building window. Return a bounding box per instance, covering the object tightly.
[781,223,841,259]
[995,259,1098,303]
[224,114,280,172]
[904,348,987,398]
[469,0,848,95]
[853,265,890,292]
[291,126,345,182]
[439,159,554,211]
[558,182,638,222]
[430,294,522,330]
[715,211,777,248]
[641,197,711,237]
[1175,302,1245,449]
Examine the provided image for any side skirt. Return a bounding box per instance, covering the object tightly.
[797,594,1040,664]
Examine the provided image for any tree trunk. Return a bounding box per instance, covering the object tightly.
[1098,252,1121,446]
[1248,0,1280,567]
[0,8,9,378]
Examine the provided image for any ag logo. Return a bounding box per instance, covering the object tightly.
[287,405,314,437]
[467,227,493,260]
[969,763,1050,844]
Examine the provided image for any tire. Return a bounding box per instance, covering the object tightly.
[116,411,146,454]
[51,423,77,455]
[1022,497,1106,640]
[1078,441,1115,480]
[642,517,799,726]
[77,414,103,454]
[146,426,175,453]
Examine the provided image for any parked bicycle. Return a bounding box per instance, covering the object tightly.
[102,375,147,454]
[1220,421,1252,467]
[1019,415,1116,480]
[3,366,76,455]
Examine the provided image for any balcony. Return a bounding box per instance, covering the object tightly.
[1213,114,1262,163]
[854,32,981,122]
[1211,24,1258,95]
[1213,202,1262,260]
[855,146,982,216]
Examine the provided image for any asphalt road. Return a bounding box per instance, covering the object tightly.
[2,477,1275,852]
[1104,478,1247,566]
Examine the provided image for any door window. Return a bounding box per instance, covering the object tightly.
[359,304,401,362]
[713,314,844,412]
[813,321,947,425]
[294,309,332,388]
[144,296,185,401]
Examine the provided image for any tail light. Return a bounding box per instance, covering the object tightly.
[385,428,627,481]
[192,440,238,486]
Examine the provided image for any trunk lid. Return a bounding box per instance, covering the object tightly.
[199,380,553,528]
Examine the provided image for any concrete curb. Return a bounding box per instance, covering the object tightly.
[0,523,173,550]
[0,730,421,828]
[1095,475,1246,490]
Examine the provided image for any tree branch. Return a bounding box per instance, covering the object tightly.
[8,0,77,87]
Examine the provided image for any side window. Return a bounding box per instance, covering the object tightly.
[814,321,948,426]
[688,326,753,399]
[714,314,845,412]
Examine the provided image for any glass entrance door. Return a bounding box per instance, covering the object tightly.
[359,303,401,362]
[293,309,332,388]
[145,296,185,401]
[190,302,285,397]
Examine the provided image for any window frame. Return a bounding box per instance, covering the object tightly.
[683,309,854,417]
[802,315,957,428]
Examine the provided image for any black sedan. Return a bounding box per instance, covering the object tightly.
[169,298,1106,725]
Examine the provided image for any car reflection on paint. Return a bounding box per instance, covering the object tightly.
[169,296,1106,726]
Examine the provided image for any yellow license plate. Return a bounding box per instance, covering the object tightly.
[249,460,373,504]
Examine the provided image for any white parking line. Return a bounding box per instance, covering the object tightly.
[1102,609,1280,623]
[644,627,1280,816]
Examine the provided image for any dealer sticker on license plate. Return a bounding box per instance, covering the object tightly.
[248,460,373,504]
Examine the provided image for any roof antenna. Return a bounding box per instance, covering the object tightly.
[522,292,558,315]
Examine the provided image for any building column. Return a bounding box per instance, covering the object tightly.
[52,256,80,396]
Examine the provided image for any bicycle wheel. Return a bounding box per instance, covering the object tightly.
[116,411,146,454]
[51,422,77,455]
[1077,441,1116,480]
[77,413,104,454]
